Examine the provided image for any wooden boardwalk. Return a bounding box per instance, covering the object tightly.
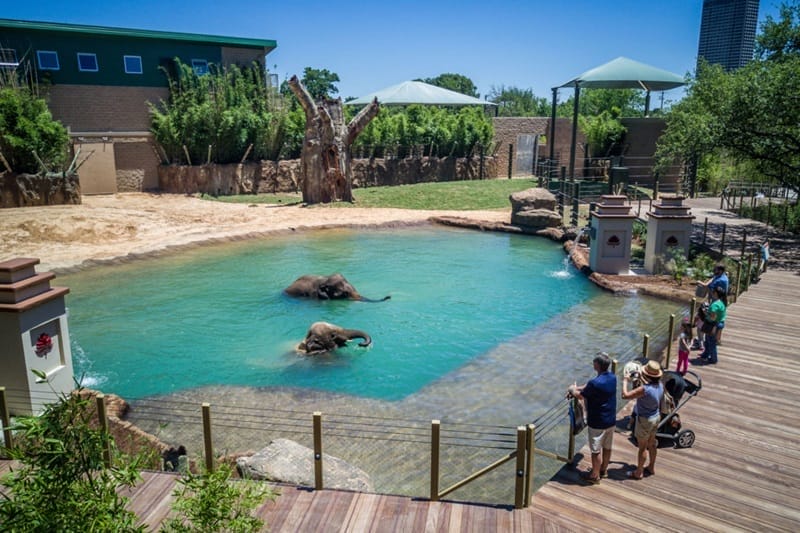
[3,270,799,531]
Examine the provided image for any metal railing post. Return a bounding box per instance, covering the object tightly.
[430,420,440,501]
[95,393,111,468]
[313,412,323,490]
[514,426,526,509]
[642,334,650,360]
[507,144,513,179]
[0,387,12,453]
[202,403,214,473]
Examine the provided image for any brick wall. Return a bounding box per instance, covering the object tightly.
[47,85,168,132]
[491,117,585,178]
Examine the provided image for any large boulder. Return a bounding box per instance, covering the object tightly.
[509,188,557,212]
[236,438,373,492]
[509,188,561,230]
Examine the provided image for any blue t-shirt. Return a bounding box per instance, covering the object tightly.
[582,371,617,429]
[708,273,729,296]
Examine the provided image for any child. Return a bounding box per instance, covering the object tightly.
[676,318,692,375]
[692,302,708,350]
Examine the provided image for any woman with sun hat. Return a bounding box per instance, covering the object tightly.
[621,360,664,480]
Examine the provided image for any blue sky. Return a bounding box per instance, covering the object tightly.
[4,1,782,103]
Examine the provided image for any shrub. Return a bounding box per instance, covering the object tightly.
[0,71,69,174]
[150,60,290,165]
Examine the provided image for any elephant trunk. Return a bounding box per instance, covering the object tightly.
[343,329,372,347]
[357,294,391,303]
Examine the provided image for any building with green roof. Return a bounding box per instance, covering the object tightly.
[0,18,277,193]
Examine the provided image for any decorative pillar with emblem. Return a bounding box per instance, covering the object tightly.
[588,195,636,275]
[644,195,695,273]
[0,258,74,416]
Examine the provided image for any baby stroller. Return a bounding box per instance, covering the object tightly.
[625,363,702,449]
[655,370,702,448]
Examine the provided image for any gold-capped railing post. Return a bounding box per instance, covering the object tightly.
[313,412,323,490]
[514,426,526,509]
[665,314,675,369]
[744,254,754,292]
[202,402,214,473]
[690,297,697,326]
[430,420,440,501]
[524,424,535,508]
[95,393,111,468]
[0,387,12,453]
[642,334,650,360]
[734,261,743,303]
[611,359,618,375]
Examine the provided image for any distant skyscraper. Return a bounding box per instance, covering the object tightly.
[697,0,760,71]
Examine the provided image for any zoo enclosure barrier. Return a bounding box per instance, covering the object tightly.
[1,305,702,509]
[719,181,799,234]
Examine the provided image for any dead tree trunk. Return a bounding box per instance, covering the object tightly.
[288,76,380,204]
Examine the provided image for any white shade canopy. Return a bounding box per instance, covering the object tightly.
[347,80,495,106]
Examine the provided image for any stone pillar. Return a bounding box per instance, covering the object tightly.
[0,258,74,416]
[644,195,695,274]
[589,195,636,275]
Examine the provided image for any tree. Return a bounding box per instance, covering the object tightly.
[557,88,645,118]
[287,75,379,203]
[656,1,800,194]
[487,85,549,116]
[420,73,479,97]
[300,67,340,100]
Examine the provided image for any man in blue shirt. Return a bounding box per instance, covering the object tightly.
[702,264,729,301]
[568,352,617,484]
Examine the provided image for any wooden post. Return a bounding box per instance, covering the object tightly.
[702,217,708,246]
[665,314,675,369]
[182,145,192,166]
[720,223,727,255]
[783,202,790,232]
[744,254,754,292]
[0,387,12,453]
[612,359,618,375]
[514,426,526,509]
[507,144,513,179]
[642,334,650,360]
[202,403,214,473]
[524,424,535,508]
[313,412,323,490]
[766,198,772,228]
[690,298,697,328]
[734,261,743,303]
[571,182,580,226]
[740,229,748,262]
[430,420,440,501]
[479,144,485,180]
[95,394,111,468]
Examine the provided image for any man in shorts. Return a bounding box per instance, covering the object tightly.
[568,352,617,484]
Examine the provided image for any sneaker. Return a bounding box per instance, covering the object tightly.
[579,471,600,485]
[600,470,608,478]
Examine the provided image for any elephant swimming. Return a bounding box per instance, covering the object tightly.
[284,273,390,302]
[297,321,372,355]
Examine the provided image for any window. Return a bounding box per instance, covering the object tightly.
[124,55,143,74]
[77,53,98,72]
[36,50,60,70]
[0,48,18,68]
[191,58,208,75]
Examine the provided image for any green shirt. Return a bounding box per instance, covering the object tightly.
[710,299,726,323]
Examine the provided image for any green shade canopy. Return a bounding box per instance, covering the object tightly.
[557,56,685,91]
[346,80,495,106]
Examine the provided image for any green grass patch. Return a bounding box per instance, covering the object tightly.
[201,179,539,210]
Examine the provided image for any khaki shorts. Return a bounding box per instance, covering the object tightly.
[635,415,659,442]
[588,426,614,454]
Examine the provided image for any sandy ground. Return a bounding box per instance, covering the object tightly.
[0,193,511,273]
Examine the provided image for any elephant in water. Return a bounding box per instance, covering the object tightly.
[297,321,372,355]
[284,273,390,302]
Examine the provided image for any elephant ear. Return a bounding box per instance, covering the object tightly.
[316,286,330,299]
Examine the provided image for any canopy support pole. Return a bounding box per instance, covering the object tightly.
[644,90,651,116]
[568,85,580,180]
[549,88,558,169]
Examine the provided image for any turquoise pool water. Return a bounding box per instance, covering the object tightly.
[62,226,600,401]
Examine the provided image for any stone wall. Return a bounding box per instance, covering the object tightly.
[491,117,585,178]
[158,156,498,195]
[1,173,81,208]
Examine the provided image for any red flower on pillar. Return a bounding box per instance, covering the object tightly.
[35,333,53,357]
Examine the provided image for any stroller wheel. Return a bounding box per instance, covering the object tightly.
[676,429,695,448]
